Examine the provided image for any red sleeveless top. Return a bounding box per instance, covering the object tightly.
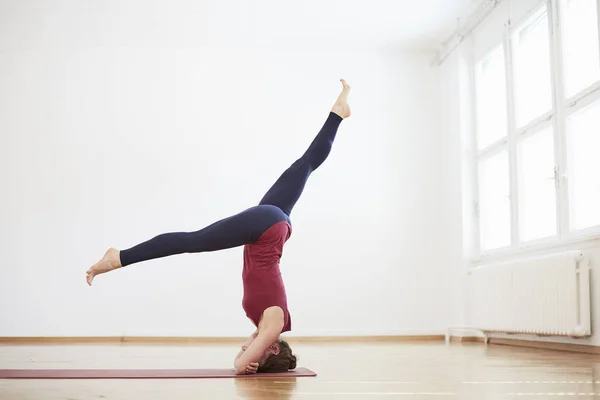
[242,221,292,332]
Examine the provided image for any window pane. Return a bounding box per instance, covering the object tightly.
[567,100,600,230]
[479,151,511,250]
[513,6,553,127]
[518,127,557,241]
[475,46,508,149]
[563,0,600,98]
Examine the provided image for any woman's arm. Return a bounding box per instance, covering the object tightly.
[233,308,285,375]
[235,329,258,361]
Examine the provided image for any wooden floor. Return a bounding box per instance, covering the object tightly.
[1,341,600,399]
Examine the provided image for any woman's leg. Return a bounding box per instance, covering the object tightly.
[86,205,284,285]
[86,79,351,285]
[258,79,351,216]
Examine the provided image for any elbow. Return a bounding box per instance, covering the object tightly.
[234,366,247,375]
[233,361,245,375]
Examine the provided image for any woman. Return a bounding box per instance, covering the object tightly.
[86,79,351,375]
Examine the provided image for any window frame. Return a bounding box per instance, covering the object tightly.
[470,0,600,262]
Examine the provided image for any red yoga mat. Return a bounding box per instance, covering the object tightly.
[0,367,316,379]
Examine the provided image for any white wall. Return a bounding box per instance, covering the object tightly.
[438,0,600,346]
[0,2,447,337]
[438,48,474,333]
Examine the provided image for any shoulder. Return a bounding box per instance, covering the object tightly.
[263,305,284,319]
[259,306,285,330]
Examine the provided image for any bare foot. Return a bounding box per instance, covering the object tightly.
[331,79,351,119]
[86,247,122,286]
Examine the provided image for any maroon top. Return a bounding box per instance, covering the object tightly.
[242,221,292,332]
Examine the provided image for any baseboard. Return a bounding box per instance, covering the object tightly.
[0,335,445,345]
[450,336,485,343]
[449,335,600,354]
[287,335,445,343]
[0,336,244,345]
[2,336,597,354]
[488,337,600,355]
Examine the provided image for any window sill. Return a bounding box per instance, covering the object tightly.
[471,230,600,266]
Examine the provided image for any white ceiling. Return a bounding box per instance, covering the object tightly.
[1,0,478,51]
[191,0,479,50]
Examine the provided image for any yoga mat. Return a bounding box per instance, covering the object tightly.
[0,367,316,379]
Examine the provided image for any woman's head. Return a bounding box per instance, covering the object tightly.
[257,339,297,373]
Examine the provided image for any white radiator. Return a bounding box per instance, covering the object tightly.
[467,250,591,338]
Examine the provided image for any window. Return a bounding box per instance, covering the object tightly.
[567,101,600,230]
[479,150,511,250]
[512,6,553,128]
[475,46,508,149]
[562,0,600,98]
[474,45,511,252]
[472,0,600,256]
[517,126,557,242]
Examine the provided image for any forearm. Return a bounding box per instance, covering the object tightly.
[235,330,258,361]
[234,325,282,373]
[244,331,258,346]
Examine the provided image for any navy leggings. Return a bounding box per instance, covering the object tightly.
[120,112,343,267]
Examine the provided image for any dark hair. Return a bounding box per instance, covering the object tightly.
[257,339,297,373]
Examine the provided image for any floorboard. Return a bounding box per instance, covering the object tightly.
[1,342,599,399]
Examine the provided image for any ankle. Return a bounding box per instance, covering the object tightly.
[110,248,123,269]
[331,103,350,119]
